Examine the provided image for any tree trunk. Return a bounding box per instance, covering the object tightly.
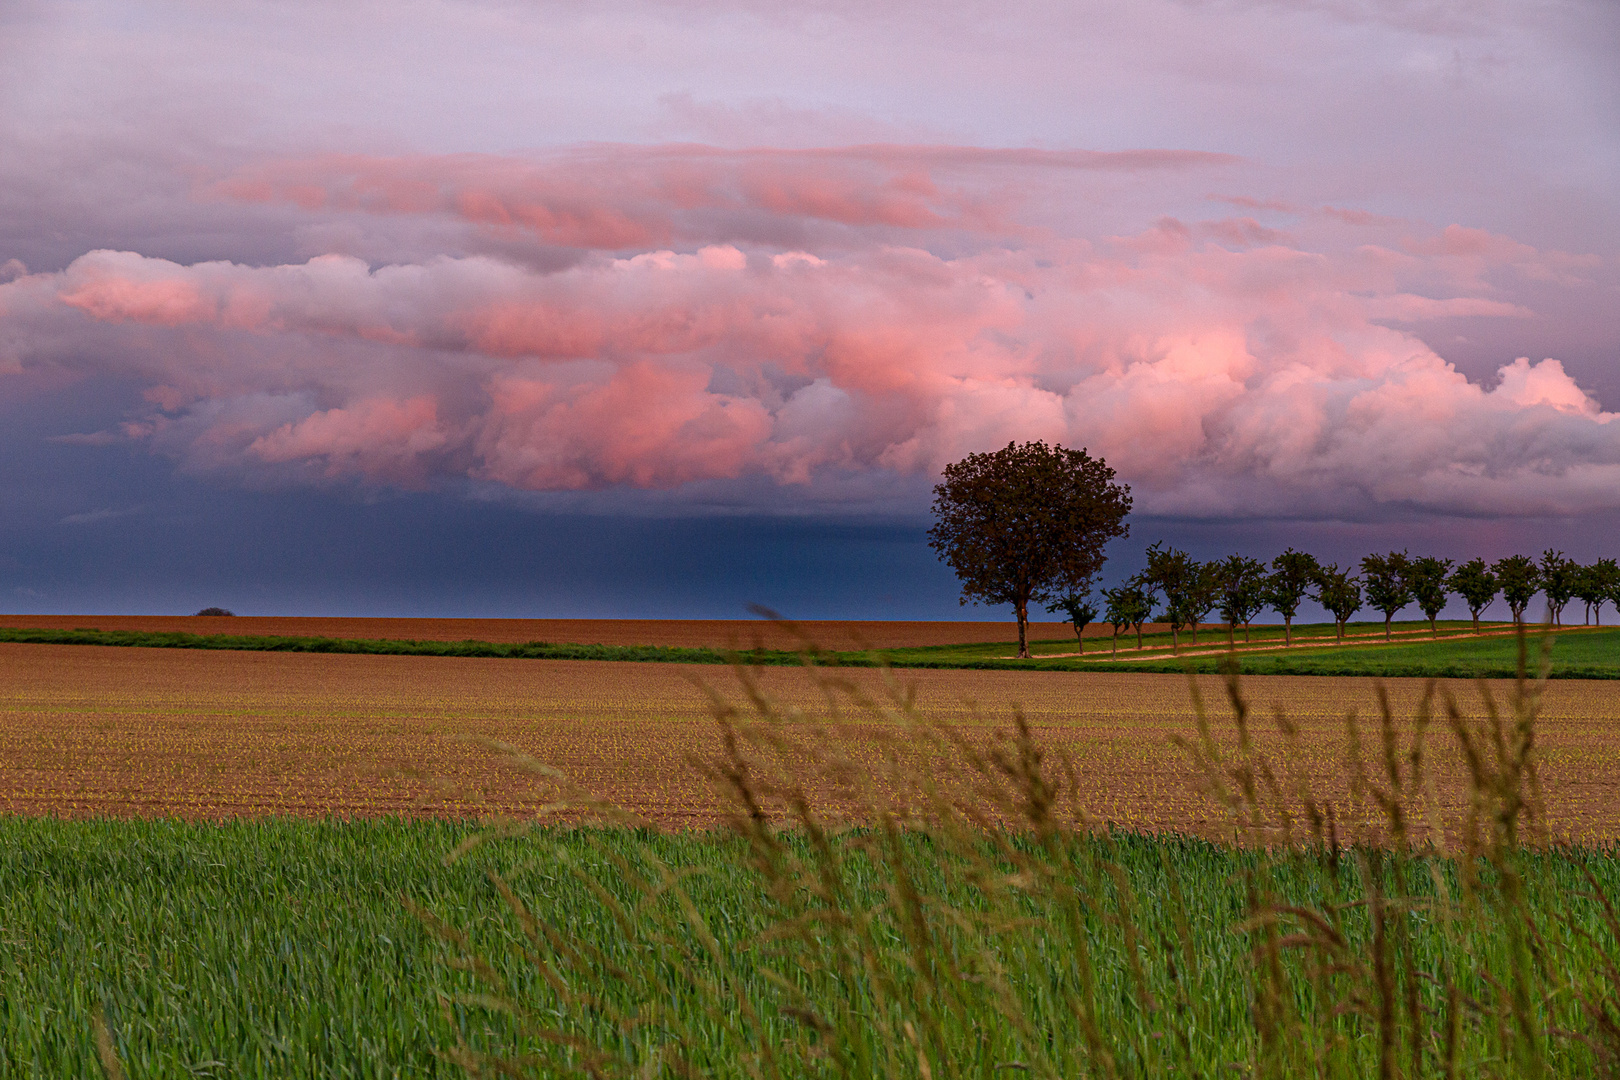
[1136,624,1143,649]
[1171,625,1179,655]
[1016,603,1030,659]
[1112,631,1118,657]
[1472,612,1480,633]
[1190,622,1198,646]
[1384,615,1392,641]
[1244,622,1251,644]
[1284,616,1293,646]
[1228,621,1235,650]
[1430,616,1437,637]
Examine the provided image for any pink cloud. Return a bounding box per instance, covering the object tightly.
[58,254,216,326]
[210,144,1239,253]
[2,147,1612,518]
[249,396,451,482]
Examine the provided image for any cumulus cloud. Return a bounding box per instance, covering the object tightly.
[0,144,1611,518]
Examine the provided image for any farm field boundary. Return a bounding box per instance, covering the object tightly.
[3,621,1619,679]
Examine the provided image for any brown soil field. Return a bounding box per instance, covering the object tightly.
[0,614,1113,649]
[3,642,1619,840]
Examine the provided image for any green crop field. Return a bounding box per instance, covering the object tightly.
[4,817,1620,1078]
[1084,625,1620,678]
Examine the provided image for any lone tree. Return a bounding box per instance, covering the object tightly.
[929,441,1131,659]
[1361,550,1412,640]
[1214,554,1268,647]
[1046,593,1099,654]
[1492,555,1541,626]
[1406,556,1454,637]
[1262,548,1319,646]
[1312,563,1363,642]
[1448,558,1499,632]
[1539,550,1577,626]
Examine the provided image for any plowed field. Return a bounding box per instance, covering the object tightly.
[0,614,1102,649]
[2,643,1618,838]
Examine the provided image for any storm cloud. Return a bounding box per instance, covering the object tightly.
[1,0,1618,614]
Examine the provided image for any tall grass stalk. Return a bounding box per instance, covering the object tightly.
[429,628,1620,1078]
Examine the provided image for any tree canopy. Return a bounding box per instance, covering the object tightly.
[1360,550,1412,640]
[1539,550,1577,627]
[1102,583,1154,654]
[1261,549,1319,646]
[1493,555,1541,625]
[1136,543,1200,653]
[929,441,1131,658]
[1046,594,1099,653]
[1215,554,1268,646]
[1448,559,1499,632]
[1312,563,1363,642]
[1406,556,1454,637]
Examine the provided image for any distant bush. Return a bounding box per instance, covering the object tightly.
[193,607,235,616]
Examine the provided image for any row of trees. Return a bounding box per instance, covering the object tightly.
[927,440,1612,661]
[1059,547,1619,656]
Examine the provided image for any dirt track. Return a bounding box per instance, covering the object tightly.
[3,642,1619,840]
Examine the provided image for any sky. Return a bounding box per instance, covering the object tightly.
[1,0,1617,619]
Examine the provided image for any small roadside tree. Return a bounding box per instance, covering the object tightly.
[1603,560,1620,630]
[1492,555,1541,626]
[1262,548,1319,646]
[1405,556,1454,637]
[1572,562,1607,625]
[1102,584,1146,657]
[1046,593,1098,654]
[929,441,1131,659]
[1214,554,1268,647]
[1360,550,1412,640]
[1312,563,1363,642]
[1137,543,1198,654]
[1539,550,1577,627]
[1125,584,1157,649]
[1448,558,1499,633]
[1587,558,1620,626]
[1183,562,1220,647]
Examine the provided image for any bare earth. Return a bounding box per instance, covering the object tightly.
[3,642,1619,840]
[0,614,1106,649]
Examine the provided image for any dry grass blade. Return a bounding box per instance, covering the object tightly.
[91,1004,125,1080]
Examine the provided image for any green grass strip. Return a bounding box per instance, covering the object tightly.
[3,623,1617,679]
[1091,625,1620,679]
[0,626,802,664]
